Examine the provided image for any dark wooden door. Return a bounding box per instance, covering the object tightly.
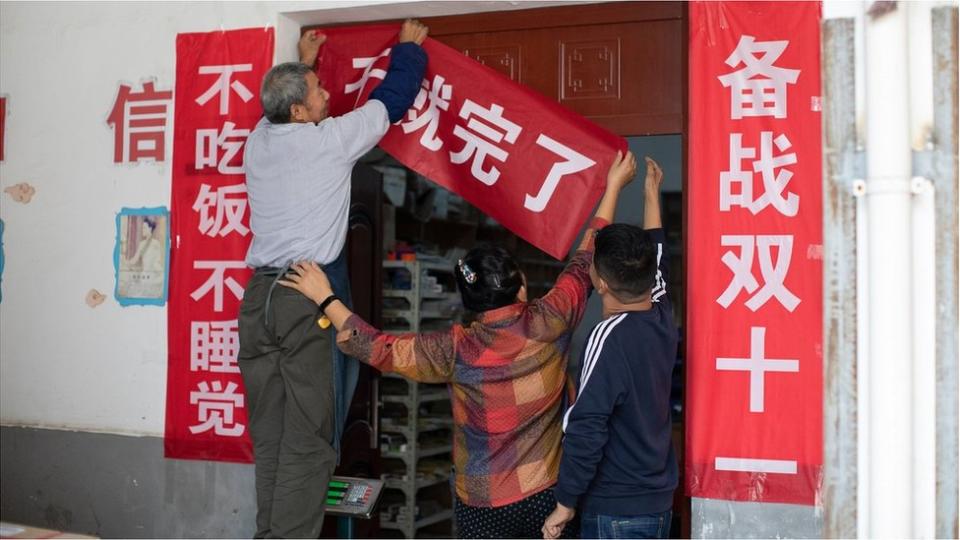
[423,1,685,136]
[306,2,686,136]
[322,163,384,538]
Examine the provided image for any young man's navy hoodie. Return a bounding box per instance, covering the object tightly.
[554,228,679,516]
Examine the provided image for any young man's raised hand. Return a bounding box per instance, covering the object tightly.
[398,19,429,45]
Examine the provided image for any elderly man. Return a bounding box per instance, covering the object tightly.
[238,20,428,538]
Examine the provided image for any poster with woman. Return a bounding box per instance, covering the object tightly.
[115,207,169,305]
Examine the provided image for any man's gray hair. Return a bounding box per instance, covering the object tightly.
[260,62,312,124]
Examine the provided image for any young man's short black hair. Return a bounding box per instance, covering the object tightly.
[594,224,657,301]
[455,245,524,313]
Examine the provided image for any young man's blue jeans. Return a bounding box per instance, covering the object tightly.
[580,509,672,539]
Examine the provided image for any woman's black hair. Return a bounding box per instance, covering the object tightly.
[454,245,524,313]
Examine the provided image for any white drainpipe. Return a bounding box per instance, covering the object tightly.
[911,175,936,539]
[864,2,914,538]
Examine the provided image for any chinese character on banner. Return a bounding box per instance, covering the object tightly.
[401,75,453,151]
[344,48,391,101]
[190,260,246,313]
[687,1,822,506]
[194,64,255,115]
[195,122,249,174]
[717,235,800,312]
[525,135,596,213]
[192,183,249,237]
[718,35,800,119]
[450,100,523,186]
[315,24,626,259]
[166,27,273,464]
[189,380,245,436]
[191,320,241,373]
[107,81,173,163]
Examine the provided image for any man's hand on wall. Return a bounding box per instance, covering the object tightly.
[299,30,327,66]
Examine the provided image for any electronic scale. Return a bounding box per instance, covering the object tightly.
[323,476,384,520]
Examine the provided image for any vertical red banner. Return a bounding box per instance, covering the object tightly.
[165,28,274,463]
[686,2,823,504]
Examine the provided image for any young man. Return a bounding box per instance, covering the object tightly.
[543,157,678,540]
[238,21,428,538]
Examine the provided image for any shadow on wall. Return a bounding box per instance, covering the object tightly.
[0,426,256,538]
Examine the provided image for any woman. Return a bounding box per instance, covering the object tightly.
[280,151,637,539]
[126,216,164,273]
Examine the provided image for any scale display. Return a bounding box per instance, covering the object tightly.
[324,476,384,519]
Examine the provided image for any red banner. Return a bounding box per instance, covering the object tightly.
[317,25,626,259]
[686,2,823,505]
[165,28,274,463]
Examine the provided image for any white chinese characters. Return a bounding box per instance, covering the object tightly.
[716,326,799,413]
[718,35,800,119]
[190,260,246,312]
[189,380,245,436]
[402,75,453,151]
[450,100,522,186]
[525,135,595,213]
[345,48,391,103]
[195,121,249,175]
[717,235,800,312]
[192,183,249,237]
[195,64,254,115]
[721,132,799,216]
[191,320,241,373]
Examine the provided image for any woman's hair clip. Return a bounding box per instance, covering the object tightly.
[458,259,478,284]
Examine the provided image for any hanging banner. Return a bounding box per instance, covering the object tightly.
[686,2,823,505]
[166,27,274,463]
[316,25,626,259]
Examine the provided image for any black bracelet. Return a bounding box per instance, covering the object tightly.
[318,294,341,313]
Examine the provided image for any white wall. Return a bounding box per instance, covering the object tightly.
[0,0,581,436]
[0,1,298,436]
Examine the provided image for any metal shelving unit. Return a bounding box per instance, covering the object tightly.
[379,260,458,538]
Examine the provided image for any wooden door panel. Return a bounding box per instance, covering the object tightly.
[432,15,683,135]
[423,1,682,35]
[309,2,685,135]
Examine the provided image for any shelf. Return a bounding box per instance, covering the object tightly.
[382,309,415,322]
[378,258,456,538]
[383,288,459,301]
[381,418,452,436]
[384,472,450,492]
[416,508,454,529]
[381,390,448,404]
[382,309,454,320]
[381,444,452,459]
[383,260,454,272]
[380,509,454,531]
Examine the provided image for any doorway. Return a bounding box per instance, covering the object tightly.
[311,2,690,537]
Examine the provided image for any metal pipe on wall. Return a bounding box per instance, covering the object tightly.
[821,17,859,540]
[931,7,959,540]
